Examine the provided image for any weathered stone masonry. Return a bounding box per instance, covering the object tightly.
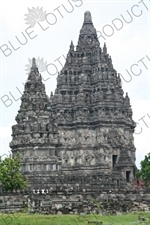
[0,190,150,214]
[10,11,136,190]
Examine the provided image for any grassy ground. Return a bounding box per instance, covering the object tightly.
[0,212,150,225]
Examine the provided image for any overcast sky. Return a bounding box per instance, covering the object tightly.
[0,0,149,168]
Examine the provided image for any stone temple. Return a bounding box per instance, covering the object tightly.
[10,11,136,190]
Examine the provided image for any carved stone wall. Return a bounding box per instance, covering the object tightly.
[10,11,136,189]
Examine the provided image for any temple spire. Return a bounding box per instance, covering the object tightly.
[84,11,92,24]
[77,11,98,49]
[28,57,40,80]
[32,58,36,68]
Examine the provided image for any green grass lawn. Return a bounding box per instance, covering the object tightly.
[0,212,150,225]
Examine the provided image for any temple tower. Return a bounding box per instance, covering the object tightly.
[10,59,61,186]
[50,12,136,185]
[10,12,136,189]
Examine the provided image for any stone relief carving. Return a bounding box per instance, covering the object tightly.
[107,128,124,148]
[84,154,95,165]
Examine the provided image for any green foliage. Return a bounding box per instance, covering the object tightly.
[0,153,28,191]
[136,152,150,187]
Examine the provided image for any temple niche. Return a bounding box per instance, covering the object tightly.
[10,11,136,189]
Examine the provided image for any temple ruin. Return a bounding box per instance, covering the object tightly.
[10,11,136,190]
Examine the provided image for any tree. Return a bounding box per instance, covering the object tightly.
[0,153,28,191]
[136,152,150,187]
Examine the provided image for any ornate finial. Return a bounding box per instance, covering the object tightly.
[125,92,130,104]
[103,43,107,54]
[84,11,92,23]
[70,41,74,51]
[32,58,36,68]
[80,11,96,36]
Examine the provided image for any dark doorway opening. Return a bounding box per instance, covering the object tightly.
[112,155,118,168]
[126,171,131,182]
